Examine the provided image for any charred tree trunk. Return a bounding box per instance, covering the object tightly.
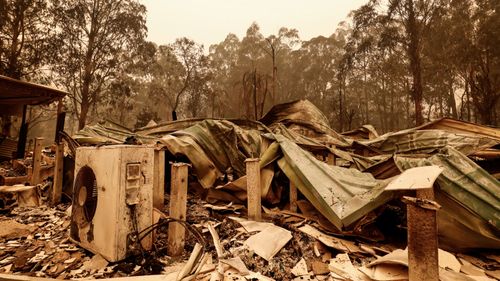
[448,76,458,119]
[4,2,24,79]
[390,76,396,130]
[78,55,93,130]
[260,78,269,118]
[470,55,499,125]
[363,57,369,124]
[379,77,387,132]
[406,79,412,127]
[77,11,98,130]
[253,69,258,120]
[406,0,424,126]
[439,91,444,117]
[78,95,90,130]
[339,75,345,132]
[466,71,472,121]
[271,49,277,107]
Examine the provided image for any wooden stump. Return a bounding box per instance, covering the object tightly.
[167,162,189,257]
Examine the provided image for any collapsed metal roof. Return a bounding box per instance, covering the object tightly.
[72,100,500,250]
[416,117,500,141]
[0,75,67,106]
[395,147,500,250]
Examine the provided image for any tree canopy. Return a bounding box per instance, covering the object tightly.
[1,0,499,132]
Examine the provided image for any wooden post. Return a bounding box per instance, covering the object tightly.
[51,142,64,205]
[50,100,66,206]
[16,105,28,159]
[246,158,261,221]
[289,181,297,212]
[326,153,335,165]
[153,149,165,210]
[30,137,43,185]
[403,195,440,281]
[54,100,65,143]
[167,162,189,257]
[327,145,335,166]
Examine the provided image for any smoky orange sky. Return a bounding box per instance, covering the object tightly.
[139,0,367,48]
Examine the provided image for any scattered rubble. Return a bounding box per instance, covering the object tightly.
[0,99,499,280]
[0,194,499,280]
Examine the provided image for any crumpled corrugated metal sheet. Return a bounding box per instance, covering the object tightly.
[395,146,500,250]
[136,118,266,137]
[260,100,331,129]
[211,142,281,204]
[71,103,500,250]
[350,154,391,171]
[260,100,352,147]
[356,129,499,156]
[265,124,357,166]
[172,119,263,179]
[416,117,500,141]
[341,125,379,140]
[275,134,393,229]
[159,134,221,189]
[72,121,158,145]
[162,127,396,229]
[159,120,264,189]
[73,120,265,190]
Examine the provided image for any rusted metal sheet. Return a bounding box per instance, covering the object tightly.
[0,138,18,159]
[136,117,265,136]
[260,99,352,147]
[341,124,379,140]
[363,156,401,179]
[356,129,499,156]
[396,146,500,250]
[0,75,67,105]
[71,100,500,251]
[275,134,393,229]
[417,117,500,141]
[396,147,500,230]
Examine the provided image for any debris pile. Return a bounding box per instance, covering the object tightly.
[0,99,499,280]
[1,200,499,280]
[0,147,57,210]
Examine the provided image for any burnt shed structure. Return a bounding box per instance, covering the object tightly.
[0,75,67,160]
